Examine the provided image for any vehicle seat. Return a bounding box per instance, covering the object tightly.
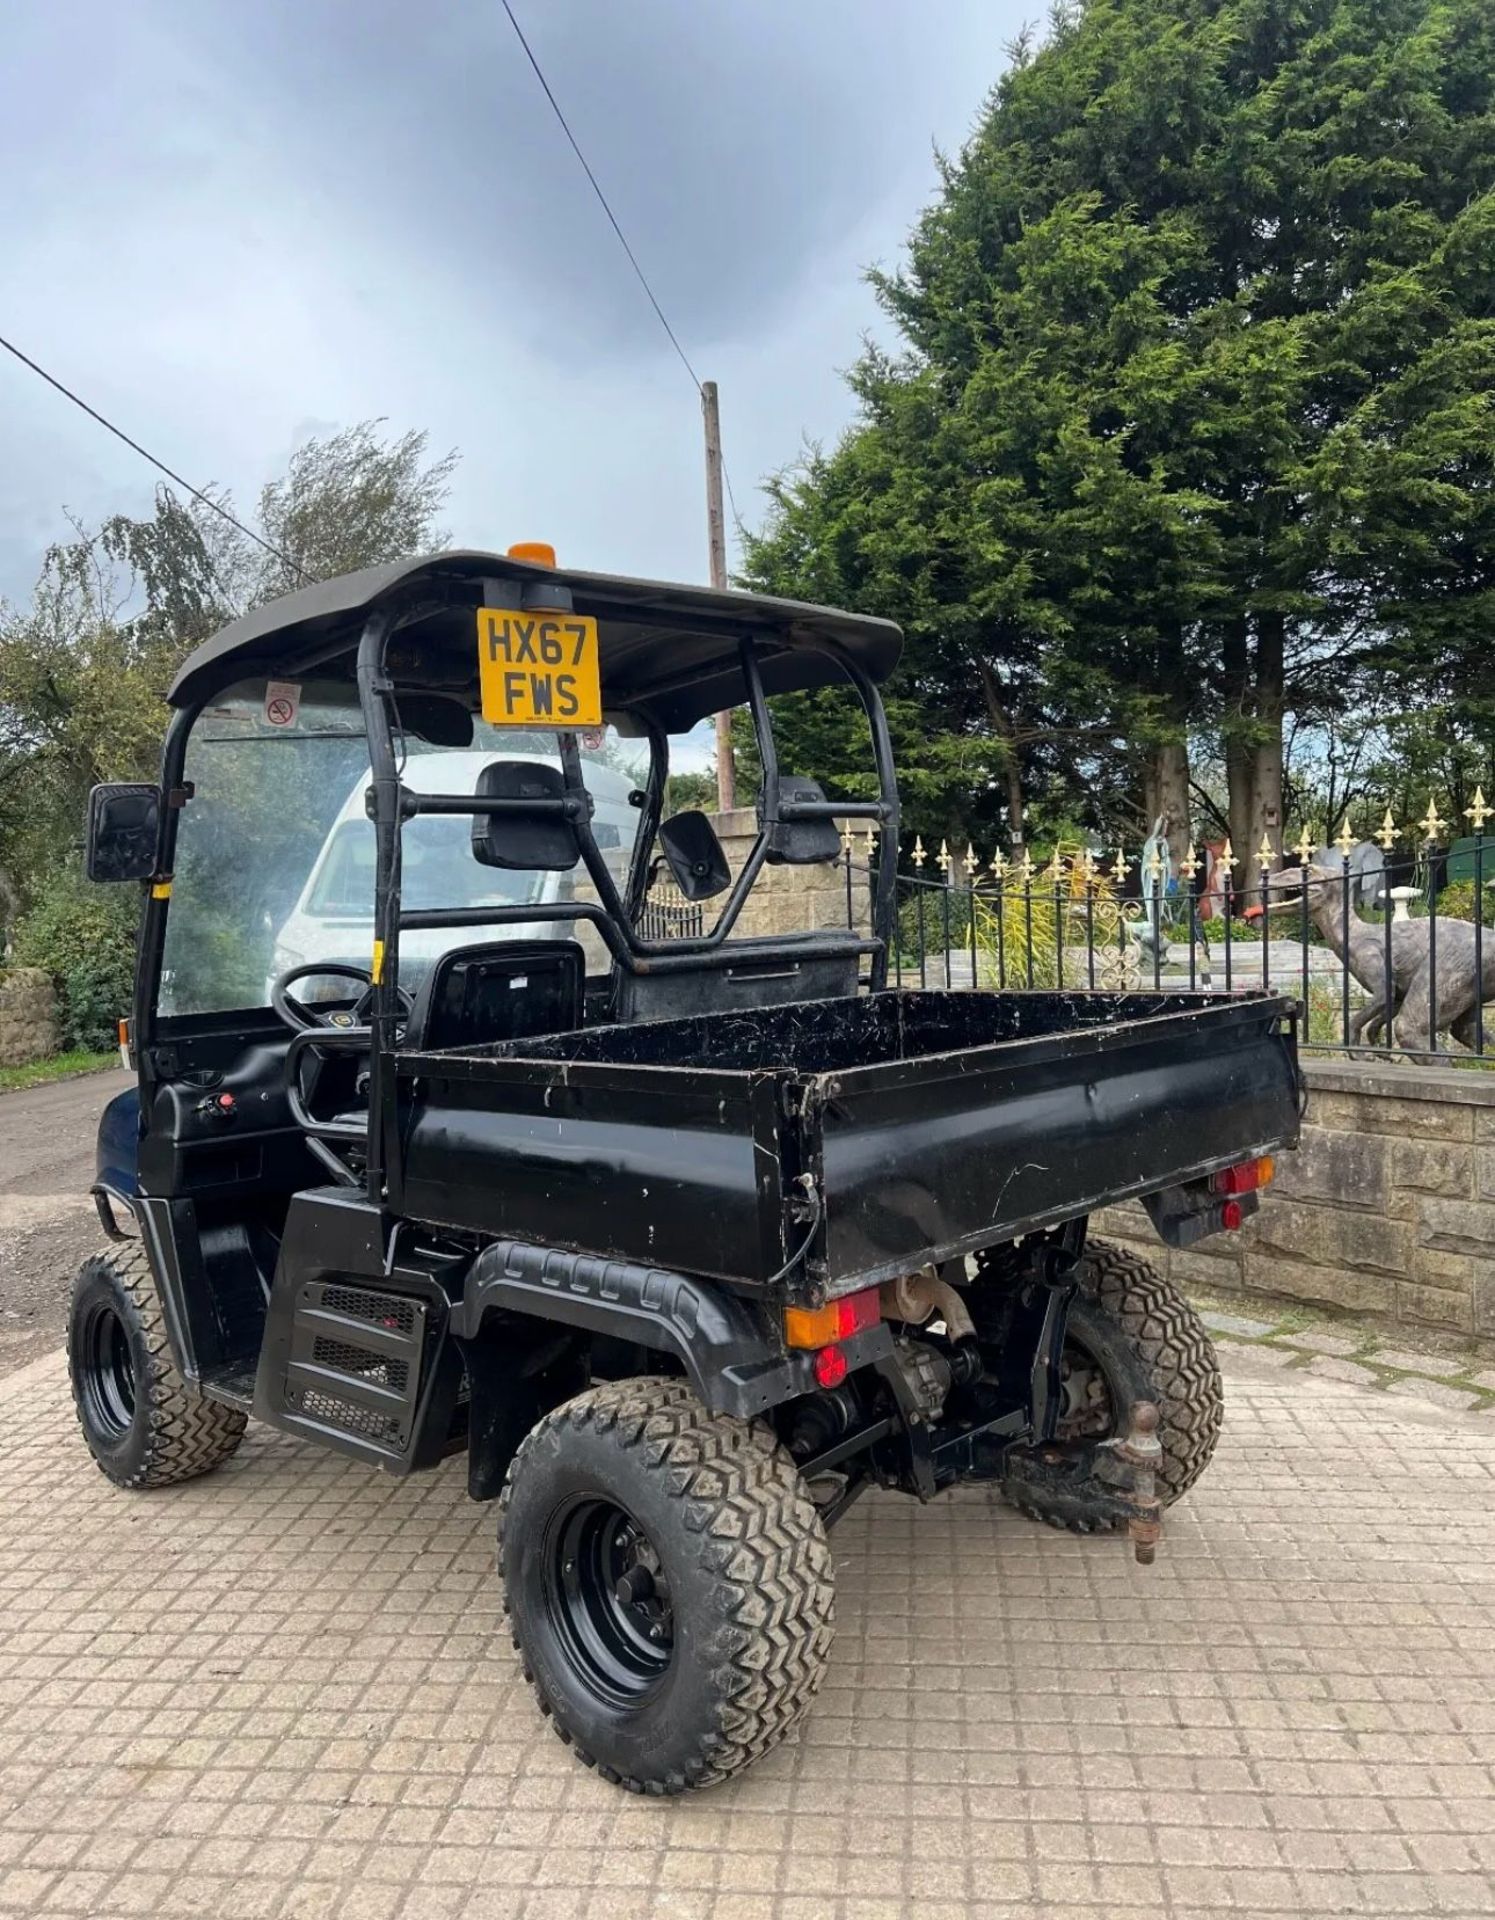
[403,940,585,1052]
[614,929,864,1023]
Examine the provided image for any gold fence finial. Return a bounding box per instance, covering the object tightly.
[911,835,926,869]
[1465,787,1490,833]
[1334,816,1356,858]
[1376,808,1398,851]
[1420,796,1447,844]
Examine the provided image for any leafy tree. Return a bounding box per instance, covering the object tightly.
[250,422,458,604]
[744,0,1495,882]
[663,770,717,817]
[0,421,458,949]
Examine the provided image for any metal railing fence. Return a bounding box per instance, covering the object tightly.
[830,802,1494,1063]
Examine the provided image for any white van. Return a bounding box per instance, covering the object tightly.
[268,748,640,996]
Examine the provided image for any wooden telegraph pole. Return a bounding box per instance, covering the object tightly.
[701,379,736,812]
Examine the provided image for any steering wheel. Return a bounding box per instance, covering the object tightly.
[270,962,414,1035]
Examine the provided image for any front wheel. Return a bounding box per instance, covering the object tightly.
[983,1238,1224,1532]
[69,1244,246,1489]
[498,1377,835,1794]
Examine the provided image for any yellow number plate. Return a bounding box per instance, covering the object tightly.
[476,607,602,727]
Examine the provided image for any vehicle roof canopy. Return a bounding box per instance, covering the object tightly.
[168,551,903,733]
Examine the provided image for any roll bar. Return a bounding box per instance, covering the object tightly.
[130,591,901,1203]
[352,603,901,1202]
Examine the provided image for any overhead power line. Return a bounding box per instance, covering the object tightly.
[498,0,745,531]
[0,330,305,580]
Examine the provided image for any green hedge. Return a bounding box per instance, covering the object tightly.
[13,868,139,1052]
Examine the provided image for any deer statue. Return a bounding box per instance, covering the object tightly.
[1266,861,1495,1054]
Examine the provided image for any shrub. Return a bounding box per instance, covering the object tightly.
[1435,879,1494,925]
[13,867,139,1051]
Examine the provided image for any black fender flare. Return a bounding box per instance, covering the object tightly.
[451,1239,890,1419]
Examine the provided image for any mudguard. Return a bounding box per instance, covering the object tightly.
[95,1085,141,1203]
[452,1239,890,1419]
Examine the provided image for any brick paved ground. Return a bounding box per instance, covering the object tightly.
[3,1344,1494,1920]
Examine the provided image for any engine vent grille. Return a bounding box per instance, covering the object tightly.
[311,1336,410,1396]
[283,1281,428,1458]
[301,1390,403,1443]
[322,1286,417,1335]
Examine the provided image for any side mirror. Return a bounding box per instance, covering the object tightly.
[658,810,731,901]
[85,783,161,883]
[471,760,583,871]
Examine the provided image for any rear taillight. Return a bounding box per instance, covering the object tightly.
[1213,1155,1275,1197]
[784,1285,881,1350]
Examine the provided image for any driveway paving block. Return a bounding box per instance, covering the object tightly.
[2,1346,1494,1919]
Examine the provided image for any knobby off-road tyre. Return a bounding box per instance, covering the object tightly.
[68,1243,246,1489]
[498,1376,835,1795]
[986,1238,1223,1533]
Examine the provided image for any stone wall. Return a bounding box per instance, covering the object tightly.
[0,968,58,1067]
[707,807,870,938]
[569,808,870,967]
[1094,1057,1495,1340]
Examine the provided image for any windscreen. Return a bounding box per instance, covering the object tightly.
[159,680,650,1017]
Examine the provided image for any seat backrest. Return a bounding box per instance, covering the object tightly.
[405,940,585,1053]
[613,932,861,1023]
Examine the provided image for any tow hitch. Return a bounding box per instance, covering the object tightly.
[1101,1399,1164,1564]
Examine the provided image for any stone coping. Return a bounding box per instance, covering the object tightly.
[1302,1053,1495,1105]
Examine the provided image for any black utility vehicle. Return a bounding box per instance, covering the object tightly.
[75,550,1300,1793]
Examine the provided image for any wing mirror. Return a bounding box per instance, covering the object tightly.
[470,760,583,871]
[657,810,731,901]
[85,783,161,883]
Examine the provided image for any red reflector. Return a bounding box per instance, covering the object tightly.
[834,1286,880,1340]
[1213,1158,1268,1196]
[1220,1199,1244,1231]
[813,1345,848,1389]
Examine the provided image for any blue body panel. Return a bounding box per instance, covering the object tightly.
[96,1084,141,1198]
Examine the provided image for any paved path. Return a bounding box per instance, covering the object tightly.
[0,1070,131,1380]
[2,1344,1492,1919]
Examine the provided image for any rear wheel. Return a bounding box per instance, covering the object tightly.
[498,1376,834,1794]
[68,1244,246,1489]
[978,1238,1223,1532]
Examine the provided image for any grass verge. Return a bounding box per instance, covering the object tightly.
[0,1050,118,1095]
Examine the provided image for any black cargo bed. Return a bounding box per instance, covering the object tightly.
[394,989,1301,1293]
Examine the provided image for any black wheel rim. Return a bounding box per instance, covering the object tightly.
[78,1302,137,1440]
[542,1496,674,1708]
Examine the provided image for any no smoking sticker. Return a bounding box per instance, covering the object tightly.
[264,680,301,728]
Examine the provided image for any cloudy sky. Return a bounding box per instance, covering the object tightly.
[2,0,1022,609]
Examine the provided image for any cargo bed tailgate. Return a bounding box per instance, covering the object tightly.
[813,995,1299,1288]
